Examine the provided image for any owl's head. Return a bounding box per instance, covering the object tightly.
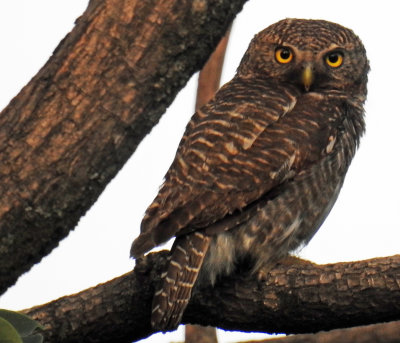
[237,19,369,98]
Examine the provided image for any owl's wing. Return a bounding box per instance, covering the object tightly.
[131,78,336,257]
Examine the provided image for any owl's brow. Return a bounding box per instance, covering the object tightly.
[271,20,357,51]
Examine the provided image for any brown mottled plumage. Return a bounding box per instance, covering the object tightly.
[131,18,369,331]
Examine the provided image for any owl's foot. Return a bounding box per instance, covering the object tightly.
[257,268,269,282]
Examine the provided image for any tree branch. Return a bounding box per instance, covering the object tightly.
[23,254,400,342]
[195,25,231,109]
[0,0,248,294]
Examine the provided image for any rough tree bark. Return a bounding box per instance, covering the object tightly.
[24,253,400,342]
[0,0,247,294]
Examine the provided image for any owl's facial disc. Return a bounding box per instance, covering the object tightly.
[287,48,346,92]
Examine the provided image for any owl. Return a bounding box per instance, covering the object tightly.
[131,18,369,331]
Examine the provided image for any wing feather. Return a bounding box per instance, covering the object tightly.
[131,78,337,258]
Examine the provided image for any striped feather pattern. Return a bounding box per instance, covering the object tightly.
[132,79,301,256]
[151,232,211,330]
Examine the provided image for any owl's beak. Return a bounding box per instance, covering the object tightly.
[302,65,313,91]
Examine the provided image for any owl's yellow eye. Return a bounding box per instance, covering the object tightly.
[275,47,293,64]
[325,52,343,68]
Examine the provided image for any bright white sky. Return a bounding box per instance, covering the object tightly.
[0,1,399,342]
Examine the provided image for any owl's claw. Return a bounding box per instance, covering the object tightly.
[255,261,277,282]
[257,268,269,282]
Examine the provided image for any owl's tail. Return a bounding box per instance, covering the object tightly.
[151,232,211,331]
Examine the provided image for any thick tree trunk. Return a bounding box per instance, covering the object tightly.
[24,254,400,342]
[0,0,247,294]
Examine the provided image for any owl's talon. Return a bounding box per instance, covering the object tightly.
[257,268,269,282]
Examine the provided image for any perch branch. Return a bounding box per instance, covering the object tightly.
[23,254,400,342]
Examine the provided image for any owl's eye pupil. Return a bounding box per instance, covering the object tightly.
[280,49,291,59]
[328,54,339,63]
